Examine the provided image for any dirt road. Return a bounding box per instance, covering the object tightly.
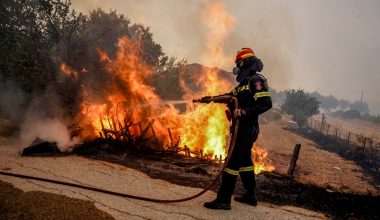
[0,137,324,220]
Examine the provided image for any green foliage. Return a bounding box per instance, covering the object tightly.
[0,0,186,121]
[310,91,339,113]
[0,0,86,94]
[281,89,319,126]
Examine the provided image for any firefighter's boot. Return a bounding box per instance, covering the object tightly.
[204,172,237,209]
[203,199,231,210]
[234,193,257,206]
[235,170,257,206]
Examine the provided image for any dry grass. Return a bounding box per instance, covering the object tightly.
[257,117,379,195]
[314,115,380,143]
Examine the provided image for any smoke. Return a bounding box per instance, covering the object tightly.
[71,0,297,90]
[225,3,297,90]
[19,86,80,151]
[71,0,380,114]
[19,117,78,152]
[0,79,26,123]
[0,78,79,151]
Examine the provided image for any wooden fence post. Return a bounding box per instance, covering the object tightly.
[326,124,330,136]
[287,144,302,177]
[320,121,324,133]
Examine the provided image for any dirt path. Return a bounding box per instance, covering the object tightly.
[0,137,324,220]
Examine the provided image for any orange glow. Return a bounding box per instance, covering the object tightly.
[60,63,78,79]
[178,0,236,159]
[79,37,181,147]
[253,145,276,174]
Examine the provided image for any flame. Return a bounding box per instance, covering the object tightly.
[79,37,181,146]
[60,63,78,79]
[253,145,275,174]
[179,0,235,159]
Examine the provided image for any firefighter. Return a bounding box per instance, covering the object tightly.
[202,48,272,210]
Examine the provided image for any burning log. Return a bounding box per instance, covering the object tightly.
[167,128,174,144]
[287,144,302,177]
[138,122,143,134]
[136,119,155,144]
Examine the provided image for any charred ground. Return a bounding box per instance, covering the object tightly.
[21,131,380,219]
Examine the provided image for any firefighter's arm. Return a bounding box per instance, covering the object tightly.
[244,77,272,116]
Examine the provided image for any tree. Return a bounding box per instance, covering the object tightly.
[339,99,350,110]
[0,0,86,93]
[310,92,338,113]
[349,101,369,114]
[0,1,186,122]
[321,95,339,113]
[281,89,320,126]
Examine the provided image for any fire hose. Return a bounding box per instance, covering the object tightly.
[0,96,239,203]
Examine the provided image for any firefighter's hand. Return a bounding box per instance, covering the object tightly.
[233,108,246,118]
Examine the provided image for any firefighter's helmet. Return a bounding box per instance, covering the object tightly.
[235,48,255,63]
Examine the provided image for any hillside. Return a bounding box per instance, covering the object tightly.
[180,63,236,93]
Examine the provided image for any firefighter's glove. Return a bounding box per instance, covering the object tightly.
[199,96,213,103]
[233,108,246,118]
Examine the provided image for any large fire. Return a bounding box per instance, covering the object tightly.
[70,1,274,174]
[180,0,235,159]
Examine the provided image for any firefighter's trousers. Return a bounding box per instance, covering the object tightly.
[216,124,259,204]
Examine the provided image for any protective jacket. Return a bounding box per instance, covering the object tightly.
[229,71,272,124]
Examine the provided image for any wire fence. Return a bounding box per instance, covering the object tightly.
[307,118,380,151]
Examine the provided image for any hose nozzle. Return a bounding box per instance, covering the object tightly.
[193,96,212,103]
